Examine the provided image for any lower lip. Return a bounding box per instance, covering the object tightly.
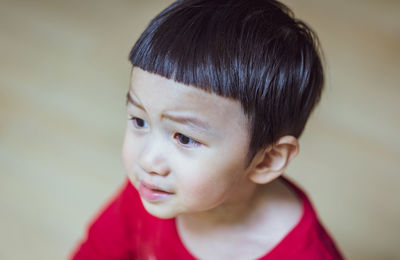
[138,182,173,202]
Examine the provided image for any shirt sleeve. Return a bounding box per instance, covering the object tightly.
[70,180,138,260]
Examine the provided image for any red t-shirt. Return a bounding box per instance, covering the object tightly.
[71,177,344,259]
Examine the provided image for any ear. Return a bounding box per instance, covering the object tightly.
[248,136,299,184]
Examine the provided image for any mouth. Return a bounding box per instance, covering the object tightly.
[138,181,173,202]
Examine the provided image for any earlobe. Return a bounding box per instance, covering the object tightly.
[248,136,299,184]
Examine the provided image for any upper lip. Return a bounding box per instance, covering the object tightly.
[141,180,173,194]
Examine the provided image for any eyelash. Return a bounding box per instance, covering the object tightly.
[173,133,201,148]
[130,117,148,129]
[129,117,202,148]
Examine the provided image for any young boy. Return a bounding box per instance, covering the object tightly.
[72,0,343,259]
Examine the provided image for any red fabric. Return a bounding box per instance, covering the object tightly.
[70,177,344,259]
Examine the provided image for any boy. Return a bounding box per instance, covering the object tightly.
[72,0,343,259]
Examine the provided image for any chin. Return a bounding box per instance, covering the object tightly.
[141,200,179,219]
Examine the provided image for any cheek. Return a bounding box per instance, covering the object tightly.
[122,132,137,171]
[122,132,144,187]
[177,161,243,210]
[181,179,228,211]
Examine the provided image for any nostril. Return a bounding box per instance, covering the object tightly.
[147,170,160,176]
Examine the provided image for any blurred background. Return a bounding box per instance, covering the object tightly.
[1,0,399,259]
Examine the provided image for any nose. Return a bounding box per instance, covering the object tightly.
[138,136,170,176]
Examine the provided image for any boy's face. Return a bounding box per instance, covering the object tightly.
[122,68,256,219]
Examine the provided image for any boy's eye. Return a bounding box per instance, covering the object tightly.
[174,133,201,148]
[130,117,148,129]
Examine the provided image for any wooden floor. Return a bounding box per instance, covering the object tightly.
[1,0,399,259]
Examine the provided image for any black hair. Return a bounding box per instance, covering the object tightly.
[129,0,324,159]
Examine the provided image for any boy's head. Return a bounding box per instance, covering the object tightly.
[129,0,324,159]
[123,0,324,218]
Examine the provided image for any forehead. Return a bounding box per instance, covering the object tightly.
[129,67,249,134]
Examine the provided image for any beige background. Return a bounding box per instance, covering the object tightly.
[1,0,399,259]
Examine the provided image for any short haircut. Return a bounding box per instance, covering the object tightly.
[129,0,324,158]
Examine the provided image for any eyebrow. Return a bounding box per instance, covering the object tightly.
[126,92,213,134]
[126,92,145,110]
[162,112,212,133]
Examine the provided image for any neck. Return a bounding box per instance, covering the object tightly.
[177,182,265,237]
[175,178,303,259]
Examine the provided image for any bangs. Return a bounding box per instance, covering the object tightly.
[128,0,293,105]
[129,1,241,98]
